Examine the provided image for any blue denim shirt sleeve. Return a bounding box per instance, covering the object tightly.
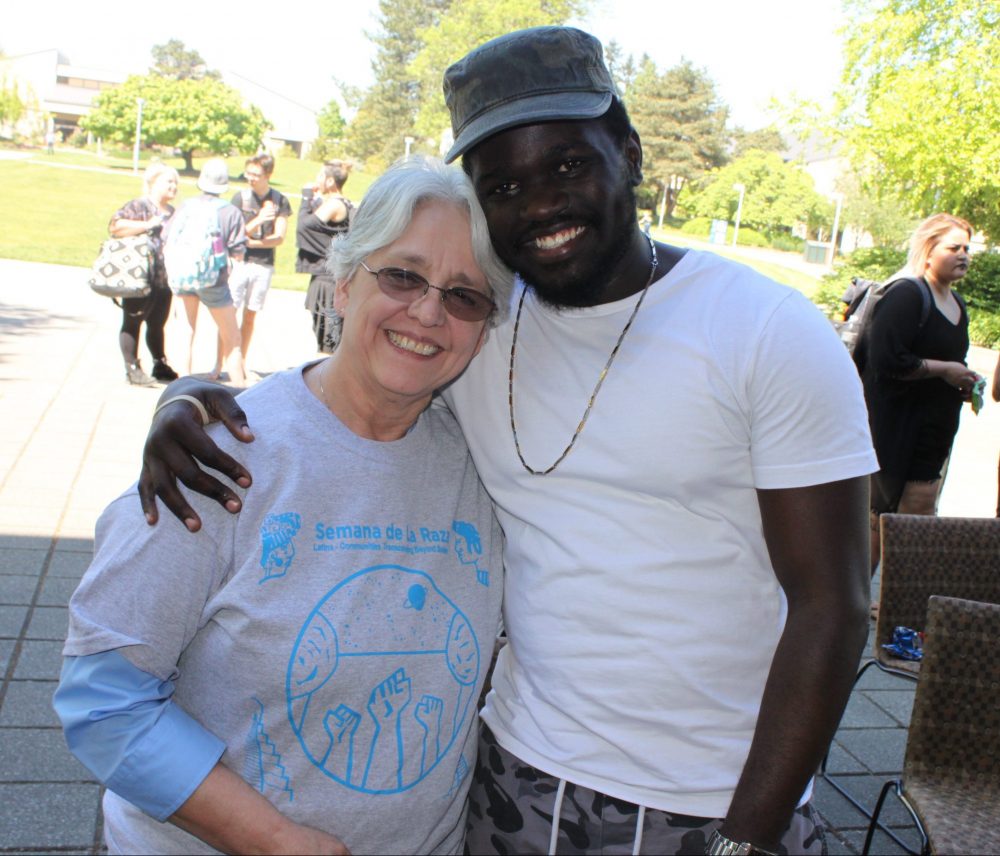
[54,650,226,822]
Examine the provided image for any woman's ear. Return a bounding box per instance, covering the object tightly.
[333,276,352,318]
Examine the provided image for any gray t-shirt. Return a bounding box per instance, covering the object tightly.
[65,365,504,855]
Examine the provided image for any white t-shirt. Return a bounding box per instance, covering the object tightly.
[442,249,877,818]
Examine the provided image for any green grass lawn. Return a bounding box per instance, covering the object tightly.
[1,145,818,297]
[0,148,376,291]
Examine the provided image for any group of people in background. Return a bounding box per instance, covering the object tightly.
[106,153,352,388]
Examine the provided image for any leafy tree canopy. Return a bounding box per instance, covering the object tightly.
[409,0,589,142]
[626,56,729,219]
[81,75,270,171]
[150,39,220,80]
[730,125,785,158]
[0,75,25,127]
[837,0,1000,240]
[311,100,348,162]
[345,0,450,168]
[681,149,827,235]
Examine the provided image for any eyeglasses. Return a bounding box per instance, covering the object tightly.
[360,262,495,322]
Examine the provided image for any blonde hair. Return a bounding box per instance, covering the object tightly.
[906,213,973,275]
[143,161,179,196]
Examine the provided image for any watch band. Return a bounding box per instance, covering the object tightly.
[705,829,778,856]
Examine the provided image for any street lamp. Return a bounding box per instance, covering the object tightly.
[827,192,845,267]
[404,136,415,159]
[132,97,145,175]
[732,183,746,248]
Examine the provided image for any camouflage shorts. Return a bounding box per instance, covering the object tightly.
[465,725,826,855]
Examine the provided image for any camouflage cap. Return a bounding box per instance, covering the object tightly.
[443,26,616,163]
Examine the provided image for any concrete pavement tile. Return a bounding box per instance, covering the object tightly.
[0,534,53,551]
[55,537,96,552]
[27,606,68,640]
[0,782,102,851]
[48,550,93,578]
[824,776,919,829]
[0,488,75,509]
[0,574,39,605]
[0,547,48,575]
[39,575,81,606]
[854,666,917,692]
[0,680,60,726]
[838,692,899,729]
[865,690,915,728]
[835,728,909,774]
[0,505,64,529]
[0,639,13,674]
[824,742,866,774]
[811,777,871,831]
[14,640,64,679]
[0,727,90,781]
[840,826,923,855]
[0,604,29,636]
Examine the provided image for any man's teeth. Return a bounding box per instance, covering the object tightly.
[388,331,440,355]
[534,226,584,249]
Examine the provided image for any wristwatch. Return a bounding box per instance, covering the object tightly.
[705,829,778,856]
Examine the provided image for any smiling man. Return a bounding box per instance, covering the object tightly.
[135,26,876,856]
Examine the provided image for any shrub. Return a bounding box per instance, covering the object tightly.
[968,309,1000,349]
[680,217,712,237]
[769,234,804,253]
[736,228,769,248]
[961,251,1000,314]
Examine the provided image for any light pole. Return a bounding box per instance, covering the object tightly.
[132,98,145,175]
[404,136,415,159]
[732,183,746,248]
[826,192,844,267]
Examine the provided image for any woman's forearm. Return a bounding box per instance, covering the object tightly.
[171,763,349,855]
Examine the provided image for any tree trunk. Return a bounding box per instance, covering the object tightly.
[182,150,194,172]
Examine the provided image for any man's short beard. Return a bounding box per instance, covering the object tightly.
[519,184,639,310]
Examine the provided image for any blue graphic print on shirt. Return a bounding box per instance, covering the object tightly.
[285,564,481,795]
[245,698,294,802]
[259,512,302,583]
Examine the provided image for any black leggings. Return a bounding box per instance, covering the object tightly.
[119,288,172,363]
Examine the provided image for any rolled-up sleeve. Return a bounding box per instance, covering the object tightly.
[54,650,225,822]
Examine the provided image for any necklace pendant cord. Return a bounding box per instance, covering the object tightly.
[508,233,659,476]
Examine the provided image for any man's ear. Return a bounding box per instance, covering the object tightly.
[625,129,643,187]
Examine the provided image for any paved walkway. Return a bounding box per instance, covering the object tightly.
[1,258,997,854]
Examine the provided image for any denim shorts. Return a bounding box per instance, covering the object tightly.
[187,280,233,309]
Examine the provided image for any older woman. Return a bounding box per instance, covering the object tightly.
[55,157,512,855]
[109,162,180,385]
[857,213,982,569]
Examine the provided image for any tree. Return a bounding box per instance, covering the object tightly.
[408,0,589,143]
[0,75,25,129]
[730,125,785,158]
[604,40,637,96]
[627,57,729,222]
[310,99,348,162]
[837,0,1000,240]
[81,75,270,171]
[150,39,220,80]
[344,0,450,168]
[682,149,827,236]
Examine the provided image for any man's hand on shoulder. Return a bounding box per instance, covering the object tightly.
[138,378,255,532]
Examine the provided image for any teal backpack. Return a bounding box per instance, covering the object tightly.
[164,197,228,293]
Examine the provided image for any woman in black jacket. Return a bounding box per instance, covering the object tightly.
[860,213,982,570]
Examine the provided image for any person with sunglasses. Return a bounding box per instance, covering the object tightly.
[54,157,512,855]
[125,28,876,856]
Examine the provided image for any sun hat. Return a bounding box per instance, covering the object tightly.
[197,158,230,194]
[443,26,616,163]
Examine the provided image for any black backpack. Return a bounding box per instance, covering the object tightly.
[839,275,933,363]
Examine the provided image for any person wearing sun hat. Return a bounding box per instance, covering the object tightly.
[135,25,877,856]
[163,158,248,386]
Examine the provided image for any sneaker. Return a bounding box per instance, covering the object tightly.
[151,359,179,382]
[126,361,155,386]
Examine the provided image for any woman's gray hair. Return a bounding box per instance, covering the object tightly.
[328,155,514,325]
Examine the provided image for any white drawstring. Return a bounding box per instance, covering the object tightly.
[548,778,568,855]
[632,805,646,855]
